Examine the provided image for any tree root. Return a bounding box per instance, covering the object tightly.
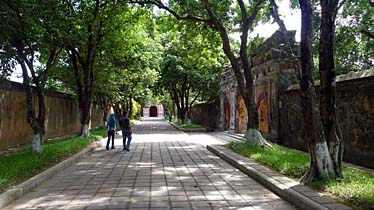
[245,129,272,147]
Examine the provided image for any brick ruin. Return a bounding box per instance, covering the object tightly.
[218,30,374,168]
[220,30,300,140]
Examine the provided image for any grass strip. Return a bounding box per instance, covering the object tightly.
[227,141,374,209]
[171,119,205,129]
[0,127,106,192]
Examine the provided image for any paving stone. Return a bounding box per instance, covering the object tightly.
[4,119,297,210]
[325,202,353,210]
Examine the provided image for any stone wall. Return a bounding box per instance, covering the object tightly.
[279,70,374,168]
[219,30,299,136]
[220,66,242,133]
[0,81,104,151]
[251,30,300,139]
[190,101,220,131]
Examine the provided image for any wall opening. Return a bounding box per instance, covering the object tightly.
[150,106,158,117]
[258,98,269,135]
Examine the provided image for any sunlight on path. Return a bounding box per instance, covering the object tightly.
[4,118,296,210]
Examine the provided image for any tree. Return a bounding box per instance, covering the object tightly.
[295,0,345,182]
[63,0,126,137]
[0,0,64,153]
[291,0,373,75]
[92,8,162,121]
[129,0,274,145]
[158,20,223,122]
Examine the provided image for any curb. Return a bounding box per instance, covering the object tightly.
[215,132,374,175]
[214,132,245,142]
[0,141,101,208]
[207,145,352,210]
[168,121,207,132]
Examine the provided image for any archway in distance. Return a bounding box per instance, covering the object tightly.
[150,106,158,117]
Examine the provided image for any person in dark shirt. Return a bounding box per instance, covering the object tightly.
[119,111,132,151]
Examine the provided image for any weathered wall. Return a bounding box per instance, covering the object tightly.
[190,101,220,131]
[0,81,104,151]
[220,30,299,135]
[251,30,300,139]
[279,70,374,168]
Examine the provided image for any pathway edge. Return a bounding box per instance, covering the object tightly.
[0,141,101,208]
[168,121,207,132]
[207,145,352,210]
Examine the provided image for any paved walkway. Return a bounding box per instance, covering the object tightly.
[5,119,297,210]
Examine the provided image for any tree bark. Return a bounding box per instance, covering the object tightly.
[66,1,104,138]
[129,95,133,118]
[19,62,44,153]
[12,36,52,154]
[68,48,91,137]
[299,0,335,183]
[319,0,343,178]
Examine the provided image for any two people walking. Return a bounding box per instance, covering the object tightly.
[106,110,132,151]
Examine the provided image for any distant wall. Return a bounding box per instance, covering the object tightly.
[190,101,220,130]
[0,81,104,151]
[279,71,374,168]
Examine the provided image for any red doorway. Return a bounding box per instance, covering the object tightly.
[150,106,158,117]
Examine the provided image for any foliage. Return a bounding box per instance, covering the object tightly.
[227,141,374,209]
[227,141,309,177]
[156,15,224,120]
[334,0,374,73]
[131,99,142,119]
[92,7,162,112]
[0,127,106,191]
[290,0,374,75]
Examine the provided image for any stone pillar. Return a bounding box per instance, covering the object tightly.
[229,91,237,134]
[219,93,225,131]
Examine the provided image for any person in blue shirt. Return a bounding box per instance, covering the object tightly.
[106,113,117,150]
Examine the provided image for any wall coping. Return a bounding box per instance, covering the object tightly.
[0,79,75,99]
[285,69,374,91]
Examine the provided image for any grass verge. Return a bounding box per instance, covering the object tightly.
[0,127,106,192]
[171,119,205,129]
[227,141,374,210]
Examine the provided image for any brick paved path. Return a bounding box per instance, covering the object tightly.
[5,119,296,210]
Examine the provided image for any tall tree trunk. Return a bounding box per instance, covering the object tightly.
[209,0,267,145]
[103,108,108,125]
[68,48,91,137]
[299,0,335,183]
[319,0,343,178]
[80,93,91,138]
[129,95,133,118]
[19,62,44,153]
[99,96,110,126]
[36,88,47,144]
[177,107,185,122]
[114,102,122,120]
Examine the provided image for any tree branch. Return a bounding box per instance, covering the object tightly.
[127,0,211,25]
[269,0,287,32]
[360,28,374,39]
[190,89,201,107]
[333,0,347,22]
[269,0,299,62]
